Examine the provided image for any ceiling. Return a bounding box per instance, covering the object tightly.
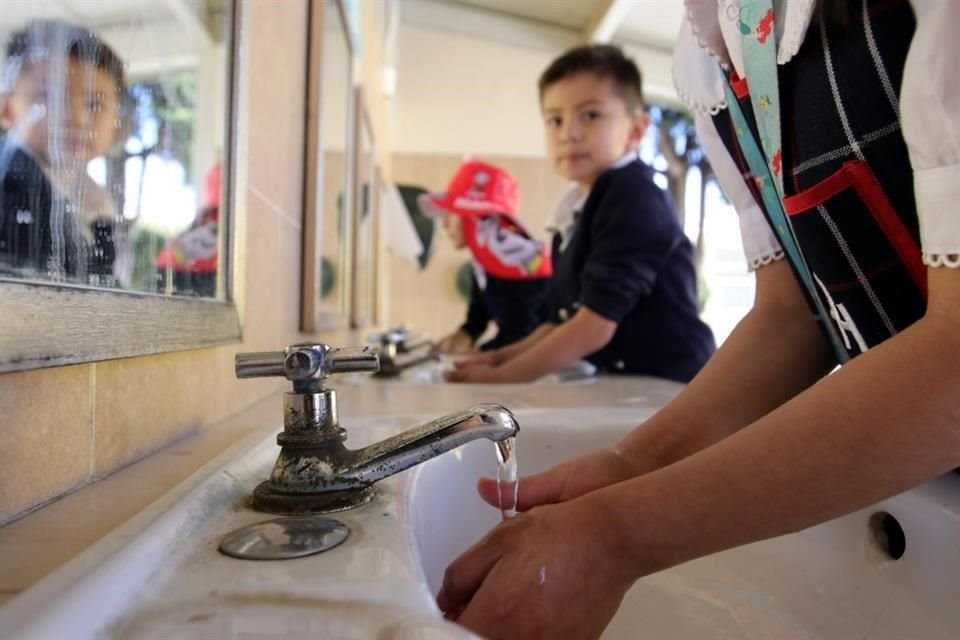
[0,0,174,30]
[444,0,686,50]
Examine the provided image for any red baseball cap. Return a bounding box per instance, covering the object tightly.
[418,159,520,221]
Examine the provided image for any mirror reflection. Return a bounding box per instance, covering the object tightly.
[353,104,375,327]
[0,1,232,298]
[318,0,351,317]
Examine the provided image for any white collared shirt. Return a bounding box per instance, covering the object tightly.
[546,150,639,250]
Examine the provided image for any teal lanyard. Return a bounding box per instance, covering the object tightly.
[725,0,850,363]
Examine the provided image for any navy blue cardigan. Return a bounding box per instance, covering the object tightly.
[548,159,715,382]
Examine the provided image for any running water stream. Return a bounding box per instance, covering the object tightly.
[495,437,518,520]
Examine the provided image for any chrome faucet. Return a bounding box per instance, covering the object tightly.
[235,343,520,514]
[369,326,439,377]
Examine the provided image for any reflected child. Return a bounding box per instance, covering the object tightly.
[0,19,126,284]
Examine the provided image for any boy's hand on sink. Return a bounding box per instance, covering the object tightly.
[437,493,635,640]
[444,363,499,383]
[476,448,642,512]
[453,350,503,369]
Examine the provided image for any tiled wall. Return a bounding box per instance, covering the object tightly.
[0,0,311,526]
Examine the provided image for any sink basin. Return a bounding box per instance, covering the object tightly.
[405,409,960,639]
[341,359,599,385]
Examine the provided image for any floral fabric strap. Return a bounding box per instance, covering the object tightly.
[723,0,850,363]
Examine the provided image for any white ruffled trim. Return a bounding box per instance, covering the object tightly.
[684,0,730,69]
[777,0,817,64]
[672,17,728,116]
[747,249,785,271]
[681,0,816,75]
[923,254,960,269]
[913,164,960,260]
[674,83,728,117]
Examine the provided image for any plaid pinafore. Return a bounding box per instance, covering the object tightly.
[711,0,924,361]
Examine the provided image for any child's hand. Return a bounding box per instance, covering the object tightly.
[443,363,500,383]
[475,448,642,512]
[452,350,501,369]
[433,329,475,355]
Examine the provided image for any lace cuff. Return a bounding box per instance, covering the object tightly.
[747,249,786,272]
[913,164,960,261]
[672,17,727,116]
[922,254,960,269]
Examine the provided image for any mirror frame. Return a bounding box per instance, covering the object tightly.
[301,0,354,333]
[369,163,383,326]
[349,86,377,329]
[0,1,243,373]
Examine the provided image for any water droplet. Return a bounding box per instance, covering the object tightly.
[495,437,518,520]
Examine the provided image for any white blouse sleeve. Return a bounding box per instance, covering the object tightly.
[901,0,960,268]
[695,112,784,271]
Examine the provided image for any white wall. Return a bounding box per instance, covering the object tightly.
[392,0,678,158]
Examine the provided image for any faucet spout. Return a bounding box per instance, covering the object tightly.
[254,403,519,513]
[340,403,519,488]
[238,344,522,515]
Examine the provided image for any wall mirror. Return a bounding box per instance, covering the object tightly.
[350,88,376,329]
[0,0,240,372]
[302,0,353,332]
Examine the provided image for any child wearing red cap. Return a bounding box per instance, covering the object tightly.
[420,159,552,353]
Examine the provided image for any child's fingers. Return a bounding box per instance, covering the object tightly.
[444,368,467,382]
[476,471,564,512]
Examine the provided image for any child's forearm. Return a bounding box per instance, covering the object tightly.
[602,283,960,580]
[496,308,615,381]
[493,323,556,363]
[616,260,836,474]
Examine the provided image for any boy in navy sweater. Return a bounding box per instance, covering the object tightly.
[448,45,714,383]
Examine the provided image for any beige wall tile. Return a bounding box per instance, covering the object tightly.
[278,216,304,341]
[0,366,93,523]
[217,345,285,422]
[92,349,223,476]
[245,0,308,219]
[241,188,282,350]
[0,393,283,594]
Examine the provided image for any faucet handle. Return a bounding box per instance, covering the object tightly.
[235,343,380,383]
[368,326,408,346]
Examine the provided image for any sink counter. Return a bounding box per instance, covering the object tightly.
[0,374,682,629]
[3,370,960,639]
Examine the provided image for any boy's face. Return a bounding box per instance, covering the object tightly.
[0,57,120,164]
[541,72,648,189]
[441,213,467,249]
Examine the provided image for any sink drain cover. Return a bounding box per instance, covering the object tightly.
[218,516,349,560]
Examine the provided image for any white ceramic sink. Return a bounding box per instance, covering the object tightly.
[405,409,960,640]
[5,394,960,640]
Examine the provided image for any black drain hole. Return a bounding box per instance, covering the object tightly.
[869,512,906,560]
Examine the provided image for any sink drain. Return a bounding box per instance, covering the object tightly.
[869,512,905,560]
[219,515,349,560]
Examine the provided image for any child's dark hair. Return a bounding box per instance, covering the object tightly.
[539,44,643,111]
[2,20,125,94]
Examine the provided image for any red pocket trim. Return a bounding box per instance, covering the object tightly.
[782,160,927,298]
[730,71,749,100]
